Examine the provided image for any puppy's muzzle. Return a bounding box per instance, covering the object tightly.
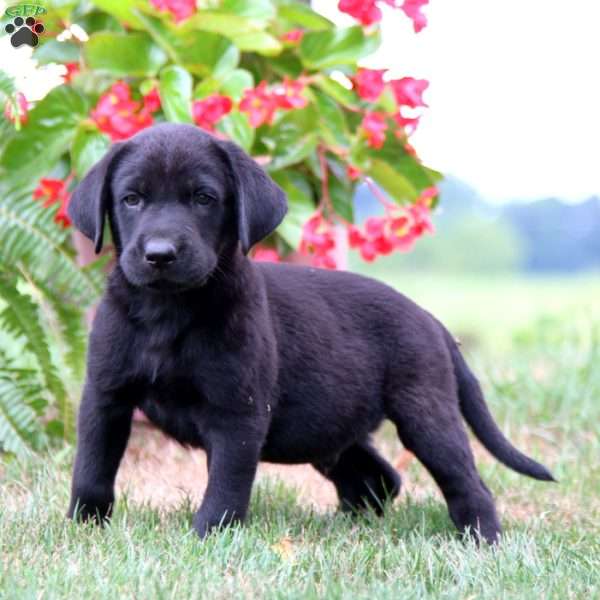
[144,238,177,268]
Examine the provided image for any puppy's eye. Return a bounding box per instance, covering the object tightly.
[123,194,141,207]
[193,190,214,206]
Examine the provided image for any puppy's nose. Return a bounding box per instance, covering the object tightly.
[144,239,177,267]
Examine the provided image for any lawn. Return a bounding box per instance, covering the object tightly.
[1,272,599,599]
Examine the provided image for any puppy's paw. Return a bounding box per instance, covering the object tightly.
[192,508,241,539]
[67,491,113,525]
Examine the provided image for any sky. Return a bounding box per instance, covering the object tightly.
[315,0,600,203]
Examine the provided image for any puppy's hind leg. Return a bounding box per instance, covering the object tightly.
[315,440,401,515]
[387,388,501,544]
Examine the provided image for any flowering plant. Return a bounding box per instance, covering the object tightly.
[1,0,439,269]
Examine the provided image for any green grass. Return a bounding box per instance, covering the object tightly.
[2,273,600,599]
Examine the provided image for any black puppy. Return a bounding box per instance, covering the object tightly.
[67,123,553,544]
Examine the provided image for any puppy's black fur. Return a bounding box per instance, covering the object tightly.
[67,124,553,544]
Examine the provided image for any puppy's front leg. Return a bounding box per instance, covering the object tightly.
[67,384,133,524]
[194,418,262,538]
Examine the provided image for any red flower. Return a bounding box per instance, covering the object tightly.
[346,191,434,263]
[91,82,154,142]
[62,62,80,84]
[338,0,382,26]
[149,0,196,23]
[142,87,161,113]
[394,109,420,135]
[239,81,278,128]
[361,111,388,149]
[299,212,338,269]
[348,224,366,248]
[272,77,308,110]
[4,92,28,126]
[390,77,428,108]
[282,29,304,44]
[353,68,387,102]
[33,178,71,228]
[347,165,363,181]
[312,253,337,269]
[401,0,428,33]
[253,247,281,263]
[419,186,438,204]
[192,94,233,132]
[408,201,434,236]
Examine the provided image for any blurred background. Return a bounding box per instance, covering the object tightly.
[339,0,600,351]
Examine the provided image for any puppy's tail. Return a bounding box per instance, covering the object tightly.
[446,332,555,482]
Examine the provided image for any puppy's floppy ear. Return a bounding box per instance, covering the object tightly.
[218,140,288,254]
[68,143,125,254]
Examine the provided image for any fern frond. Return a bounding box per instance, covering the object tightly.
[0,69,16,99]
[0,70,18,150]
[0,371,47,457]
[18,263,87,383]
[0,270,68,413]
[0,185,105,307]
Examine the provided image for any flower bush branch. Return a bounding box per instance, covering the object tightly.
[2,0,440,271]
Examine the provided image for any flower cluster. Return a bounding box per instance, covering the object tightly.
[353,70,429,147]
[360,111,387,149]
[4,92,28,126]
[347,187,436,261]
[91,82,161,142]
[149,0,196,23]
[299,212,338,269]
[338,0,429,32]
[192,94,233,132]
[400,0,429,33]
[239,78,308,128]
[33,178,71,228]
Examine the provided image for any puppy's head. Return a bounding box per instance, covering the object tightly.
[68,123,287,291]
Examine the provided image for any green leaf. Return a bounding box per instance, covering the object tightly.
[326,158,355,222]
[194,78,221,99]
[89,0,145,29]
[234,31,283,55]
[264,107,319,171]
[180,12,282,55]
[368,159,418,203]
[269,51,304,78]
[34,40,80,64]
[71,125,111,178]
[75,10,126,35]
[267,134,317,171]
[278,2,333,30]
[216,111,254,151]
[85,32,167,77]
[159,65,193,123]
[0,86,88,186]
[311,88,349,148]
[271,171,315,248]
[196,69,254,102]
[220,69,254,101]
[369,138,443,196]
[300,26,381,70]
[181,11,264,37]
[137,13,240,77]
[313,76,359,109]
[222,0,275,20]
